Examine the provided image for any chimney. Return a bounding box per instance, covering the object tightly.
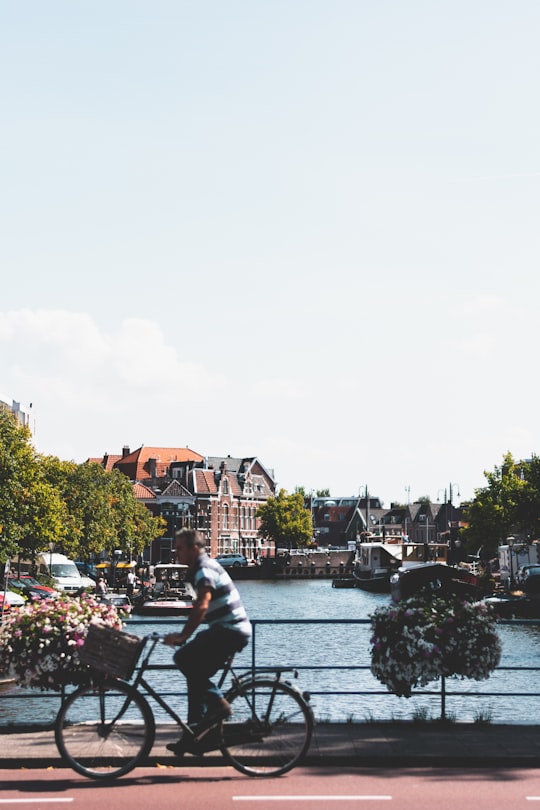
[122,445,130,457]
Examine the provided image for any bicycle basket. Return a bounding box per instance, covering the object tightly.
[79,624,146,680]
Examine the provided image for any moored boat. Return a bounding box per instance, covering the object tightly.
[133,597,194,617]
[353,535,449,594]
[131,563,195,617]
[389,560,482,603]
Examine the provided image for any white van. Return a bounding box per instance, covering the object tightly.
[38,553,85,593]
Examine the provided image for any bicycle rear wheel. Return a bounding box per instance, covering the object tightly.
[221,678,313,777]
[55,679,155,779]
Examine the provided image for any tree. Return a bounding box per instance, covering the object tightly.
[316,488,331,497]
[256,489,313,549]
[0,410,66,564]
[463,452,536,555]
[41,458,165,559]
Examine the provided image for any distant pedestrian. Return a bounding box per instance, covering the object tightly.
[126,569,135,598]
[96,575,107,597]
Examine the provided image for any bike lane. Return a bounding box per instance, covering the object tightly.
[0,766,539,810]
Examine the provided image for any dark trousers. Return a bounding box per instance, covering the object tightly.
[173,625,249,724]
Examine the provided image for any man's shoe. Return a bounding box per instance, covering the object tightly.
[166,735,200,756]
[166,739,187,756]
[192,698,232,737]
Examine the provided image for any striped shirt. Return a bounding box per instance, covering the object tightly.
[190,554,252,638]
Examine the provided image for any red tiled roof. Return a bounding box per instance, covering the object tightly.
[114,446,204,481]
[192,469,218,495]
[87,454,123,471]
[133,482,156,499]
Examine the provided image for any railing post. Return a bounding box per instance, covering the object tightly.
[251,619,256,678]
[440,675,446,720]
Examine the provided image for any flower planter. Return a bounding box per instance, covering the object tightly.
[370,595,501,699]
[0,594,130,692]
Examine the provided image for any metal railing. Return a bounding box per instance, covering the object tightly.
[1,617,540,727]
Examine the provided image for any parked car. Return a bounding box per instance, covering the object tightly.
[516,565,540,587]
[18,574,58,594]
[0,594,11,617]
[215,553,248,568]
[520,565,540,597]
[6,576,56,601]
[3,589,25,607]
[75,562,99,582]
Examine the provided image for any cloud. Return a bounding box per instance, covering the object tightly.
[456,332,495,357]
[250,378,308,400]
[461,295,505,316]
[0,308,228,459]
[0,309,223,395]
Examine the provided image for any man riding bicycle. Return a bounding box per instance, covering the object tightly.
[164,528,252,755]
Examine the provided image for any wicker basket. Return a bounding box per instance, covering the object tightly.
[79,624,146,680]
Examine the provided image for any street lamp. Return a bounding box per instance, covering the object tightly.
[507,536,515,590]
[449,483,460,505]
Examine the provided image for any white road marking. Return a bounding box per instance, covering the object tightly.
[233,797,392,802]
[0,798,73,804]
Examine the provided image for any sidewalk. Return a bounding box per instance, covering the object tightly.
[1,723,540,769]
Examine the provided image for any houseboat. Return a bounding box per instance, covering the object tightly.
[353,534,449,593]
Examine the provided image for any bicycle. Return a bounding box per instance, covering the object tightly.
[54,626,314,780]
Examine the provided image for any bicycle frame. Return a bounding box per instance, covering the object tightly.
[56,632,314,779]
[119,635,307,739]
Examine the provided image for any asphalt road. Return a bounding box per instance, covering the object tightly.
[1,765,540,810]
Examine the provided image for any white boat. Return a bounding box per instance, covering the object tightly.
[132,563,196,616]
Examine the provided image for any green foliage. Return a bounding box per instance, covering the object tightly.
[464,452,540,554]
[256,489,313,549]
[316,488,331,497]
[40,458,166,558]
[0,410,66,563]
[0,411,165,564]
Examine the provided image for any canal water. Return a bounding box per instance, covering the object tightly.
[2,580,540,726]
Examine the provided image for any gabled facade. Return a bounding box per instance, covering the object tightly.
[88,447,276,563]
[187,456,276,559]
[311,496,386,547]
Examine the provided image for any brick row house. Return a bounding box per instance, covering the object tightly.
[89,446,277,564]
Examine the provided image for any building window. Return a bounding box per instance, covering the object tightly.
[223,503,229,530]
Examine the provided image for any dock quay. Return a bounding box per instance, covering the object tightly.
[233,550,355,580]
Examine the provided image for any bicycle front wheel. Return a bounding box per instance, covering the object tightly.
[221,678,313,777]
[55,679,155,780]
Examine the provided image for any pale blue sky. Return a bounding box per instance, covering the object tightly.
[1,1,539,506]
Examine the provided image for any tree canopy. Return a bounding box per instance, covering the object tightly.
[464,453,540,554]
[256,489,313,549]
[0,410,66,563]
[0,410,165,565]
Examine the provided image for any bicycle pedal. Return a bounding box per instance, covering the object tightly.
[192,726,221,752]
